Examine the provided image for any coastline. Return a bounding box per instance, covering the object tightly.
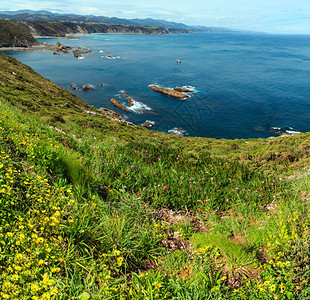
[0,43,55,51]
[2,32,308,139]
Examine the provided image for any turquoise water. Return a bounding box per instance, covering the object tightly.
[5,32,310,139]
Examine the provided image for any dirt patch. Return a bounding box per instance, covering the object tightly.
[221,264,263,290]
[154,208,205,232]
[178,266,194,279]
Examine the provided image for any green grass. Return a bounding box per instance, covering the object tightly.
[0,50,310,299]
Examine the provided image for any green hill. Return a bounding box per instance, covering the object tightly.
[0,19,38,47]
[0,50,310,299]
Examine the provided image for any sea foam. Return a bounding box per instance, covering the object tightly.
[128,99,152,114]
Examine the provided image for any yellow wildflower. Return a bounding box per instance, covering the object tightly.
[51,288,59,295]
[113,250,121,256]
[4,282,11,289]
[117,256,124,267]
[152,281,162,289]
[51,267,61,273]
[11,274,19,281]
[42,292,51,300]
[31,284,40,292]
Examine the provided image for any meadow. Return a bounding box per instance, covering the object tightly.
[1,50,310,299]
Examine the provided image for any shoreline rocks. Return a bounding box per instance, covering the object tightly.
[141,121,155,128]
[111,98,130,112]
[98,107,130,123]
[149,85,189,99]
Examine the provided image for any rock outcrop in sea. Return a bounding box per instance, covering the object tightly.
[174,87,194,93]
[149,85,189,99]
[111,98,130,112]
[126,97,135,106]
[82,85,95,90]
[56,41,72,53]
[73,48,92,58]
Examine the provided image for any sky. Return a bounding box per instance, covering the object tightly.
[0,0,310,34]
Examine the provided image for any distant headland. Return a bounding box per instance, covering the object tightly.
[0,10,239,48]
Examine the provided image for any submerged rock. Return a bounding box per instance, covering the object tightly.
[111,98,130,112]
[149,85,189,99]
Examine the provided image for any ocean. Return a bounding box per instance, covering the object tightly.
[4,32,310,139]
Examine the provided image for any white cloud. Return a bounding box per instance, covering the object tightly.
[79,7,101,15]
[0,0,310,33]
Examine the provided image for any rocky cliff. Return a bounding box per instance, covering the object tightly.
[0,19,38,47]
[24,20,173,37]
[0,19,185,48]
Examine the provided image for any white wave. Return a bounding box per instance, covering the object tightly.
[270,126,301,135]
[77,56,85,60]
[270,127,281,131]
[168,127,187,136]
[99,50,104,53]
[182,85,197,92]
[286,130,300,135]
[145,120,156,126]
[105,55,124,60]
[286,127,301,134]
[128,99,152,114]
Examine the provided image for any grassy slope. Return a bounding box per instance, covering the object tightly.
[0,50,310,299]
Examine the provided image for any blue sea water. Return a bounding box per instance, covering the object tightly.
[4,32,310,139]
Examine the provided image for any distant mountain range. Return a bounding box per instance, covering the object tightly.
[0,10,191,29]
[0,10,235,32]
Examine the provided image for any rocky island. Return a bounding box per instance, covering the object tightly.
[111,98,131,112]
[149,84,190,99]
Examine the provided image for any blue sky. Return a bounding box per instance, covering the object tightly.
[0,0,309,34]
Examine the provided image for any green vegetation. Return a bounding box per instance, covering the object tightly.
[0,20,37,47]
[0,50,310,299]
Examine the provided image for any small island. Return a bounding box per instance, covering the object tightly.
[149,84,190,99]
